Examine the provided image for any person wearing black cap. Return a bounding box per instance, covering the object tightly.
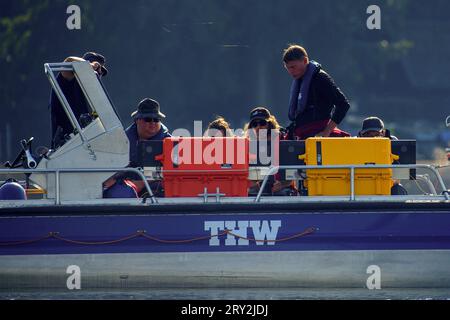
[358,116,397,140]
[49,52,109,148]
[125,98,171,168]
[358,116,405,195]
[245,107,297,196]
[283,44,351,139]
[80,52,108,76]
[244,107,281,139]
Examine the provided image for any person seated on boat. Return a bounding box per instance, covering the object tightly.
[358,116,407,196]
[245,107,297,196]
[282,44,351,140]
[126,98,171,167]
[358,116,398,140]
[49,52,109,148]
[103,98,171,198]
[204,116,233,137]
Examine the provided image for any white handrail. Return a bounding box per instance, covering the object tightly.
[255,164,449,202]
[1,164,448,204]
[0,168,156,204]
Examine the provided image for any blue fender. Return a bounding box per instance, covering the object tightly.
[0,182,27,200]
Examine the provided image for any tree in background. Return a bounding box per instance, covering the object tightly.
[1,0,448,161]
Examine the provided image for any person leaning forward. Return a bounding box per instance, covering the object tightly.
[283,44,351,140]
[49,52,108,148]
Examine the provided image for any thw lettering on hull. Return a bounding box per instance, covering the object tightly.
[204,220,281,246]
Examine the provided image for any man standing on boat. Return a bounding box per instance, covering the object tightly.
[283,44,351,140]
[49,52,108,148]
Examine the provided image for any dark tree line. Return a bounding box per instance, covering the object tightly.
[1,0,449,161]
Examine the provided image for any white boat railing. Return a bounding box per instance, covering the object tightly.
[0,167,156,204]
[1,163,448,205]
[255,164,449,202]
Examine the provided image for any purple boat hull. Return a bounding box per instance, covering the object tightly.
[1,201,450,288]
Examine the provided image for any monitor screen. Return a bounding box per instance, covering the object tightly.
[391,140,416,179]
[137,140,163,167]
[279,140,305,166]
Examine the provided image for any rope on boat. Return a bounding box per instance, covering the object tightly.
[0,233,54,246]
[0,227,316,247]
[226,226,317,243]
[139,230,230,244]
[51,231,143,245]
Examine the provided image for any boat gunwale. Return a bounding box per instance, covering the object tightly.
[1,197,449,217]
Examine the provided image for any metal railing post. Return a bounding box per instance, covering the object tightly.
[350,167,355,201]
[55,169,60,205]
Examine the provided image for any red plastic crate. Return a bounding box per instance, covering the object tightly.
[158,137,249,197]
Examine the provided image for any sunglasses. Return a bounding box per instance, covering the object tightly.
[361,130,383,137]
[142,117,160,123]
[250,119,268,128]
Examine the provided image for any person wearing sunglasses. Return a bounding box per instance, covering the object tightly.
[103,98,171,197]
[126,98,171,167]
[244,107,281,139]
[245,107,297,196]
[49,52,109,148]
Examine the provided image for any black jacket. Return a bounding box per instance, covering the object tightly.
[295,70,350,127]
[49,74,90,145]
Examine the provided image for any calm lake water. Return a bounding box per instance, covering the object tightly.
[1,288,450,300]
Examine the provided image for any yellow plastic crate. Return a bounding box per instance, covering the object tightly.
[305,172,393,196]
[300,137,397,196]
